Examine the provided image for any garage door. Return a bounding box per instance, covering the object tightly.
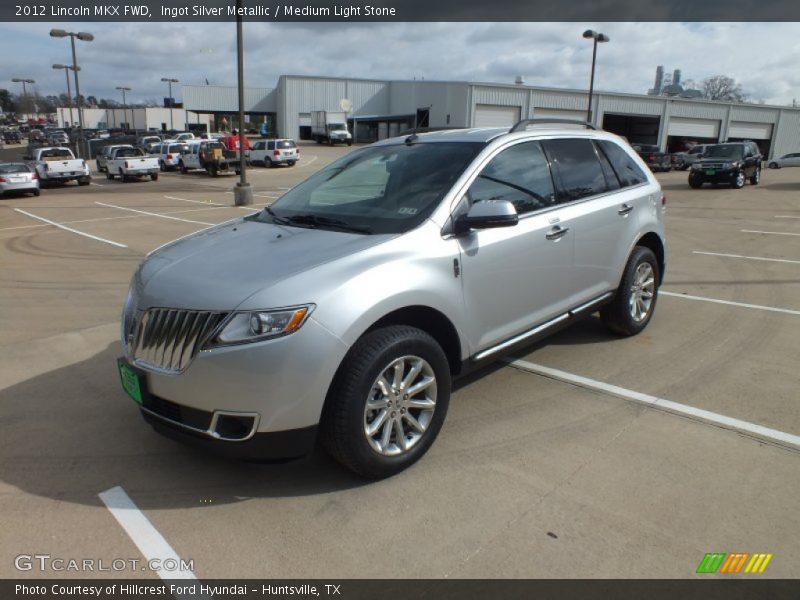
[728,121,773,140]
[668,117,720,139]
[533,108,586,123]
[298,113,311,126]
[474,105,521,128]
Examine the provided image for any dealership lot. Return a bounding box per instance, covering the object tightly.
[1,143,798,579]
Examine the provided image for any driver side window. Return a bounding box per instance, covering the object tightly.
[467,141,556,215]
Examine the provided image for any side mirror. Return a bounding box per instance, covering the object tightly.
[454,200,519,235]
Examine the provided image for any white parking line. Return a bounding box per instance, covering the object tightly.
[13,208,128,248]
[660,290,800,316]
[507,359,800,450]
[693,251,800,265]
[164,195,226,207]
[99,487,207,594]
[96,201,216,226]
[90,182,105,187]
[741,229,800,237]
[775,215,800,219]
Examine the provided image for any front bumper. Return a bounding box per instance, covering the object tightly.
[121,317,348,452]
[141,408,317,460]
[692,168,738,184]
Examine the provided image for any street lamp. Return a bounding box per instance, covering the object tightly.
[11,78,35,118]
[161,77,179,132]
[52,64,78,127]
[582,29,610,124]
[50,29,93,158]
[233,0,252,206]
[116,86,132,130]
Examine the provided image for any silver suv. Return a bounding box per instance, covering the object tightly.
[118,121,666,479]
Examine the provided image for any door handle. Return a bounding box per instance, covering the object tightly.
[545,226,569,240]
[618,204,634,216]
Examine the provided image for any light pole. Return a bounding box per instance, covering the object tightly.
[161,77,179,132]
[11,78,35,119]
[50,29,93,158]
[52,64,76,127]
[582,29,609,124]
[116,86,131,130]
[233,0,252,206]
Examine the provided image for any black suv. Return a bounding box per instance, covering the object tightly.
[688,141,762,189]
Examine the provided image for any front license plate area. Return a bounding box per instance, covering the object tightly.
[117,358,148,405]
[705,169,716,176]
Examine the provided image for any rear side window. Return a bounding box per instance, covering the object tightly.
[468,141,556,215]
[597,140,648,188]
[543,138,608,201]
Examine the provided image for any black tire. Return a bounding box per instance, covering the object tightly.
[320,326,451,479]
[150,173,158,181]
[288,161,296,167]
[601,246,660,337]
[688,173,703,189]
[750,167,761,185]
[347,141,353,146]
[768,162,779,169]
[732,170,745,189]
[106,171,114,180]
[32,188,41,197]
[265,157,273,168]
[179,161,187,174]
[159,160,166,172]
[208,165,218,177]
[77,177,90,186]
[121,173,130,183]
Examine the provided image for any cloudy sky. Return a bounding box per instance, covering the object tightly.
[1,21,799,107]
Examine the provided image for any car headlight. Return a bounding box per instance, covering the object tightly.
[691,163,703,170]
[209,305,314,347]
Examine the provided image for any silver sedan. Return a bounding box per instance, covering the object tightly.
[0,163,40,197]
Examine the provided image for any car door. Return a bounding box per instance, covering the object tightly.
[455,140,576,353]
[550,138,655,304]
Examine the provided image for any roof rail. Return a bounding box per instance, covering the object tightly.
[509,118,598,133]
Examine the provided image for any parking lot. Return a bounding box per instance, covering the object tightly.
[1,142,798,579]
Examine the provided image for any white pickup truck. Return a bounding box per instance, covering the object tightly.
[27,147,91,187]
[105,146,160,182]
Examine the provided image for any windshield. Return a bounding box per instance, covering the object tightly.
[40,149,73,159]
[328,124,347,131]
[705,144,744,160]
[0,164,30,174]
[251,142,483,235]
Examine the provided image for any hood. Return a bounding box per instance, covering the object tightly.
[135,217,392,311]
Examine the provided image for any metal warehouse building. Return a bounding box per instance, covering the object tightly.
[183,75,800,159]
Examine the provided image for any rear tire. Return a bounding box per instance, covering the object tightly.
[179,161,188,174]
[77,177,90,186]
[750,167,761,185]
[601,246,659,337]
[320,326,451,479]
[106,171,114,180]
[208,165,218,177]
[768,162,779,169]
[159,160,166,172]
[150,173,158,181]
[265,157,273,168]
[32,188,41,197]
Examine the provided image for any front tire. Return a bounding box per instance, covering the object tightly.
[320,326,451,479]
[732,170,746,189]
[601,246,659,337]
[688,173,703,188]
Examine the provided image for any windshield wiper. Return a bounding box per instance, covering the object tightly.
[285,214,372,234]
[264,207,290,225]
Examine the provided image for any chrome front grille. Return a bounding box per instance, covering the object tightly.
[132,308,227,373]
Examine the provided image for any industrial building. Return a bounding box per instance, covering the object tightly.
[181,74,800,159]
[54,106,212,132]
